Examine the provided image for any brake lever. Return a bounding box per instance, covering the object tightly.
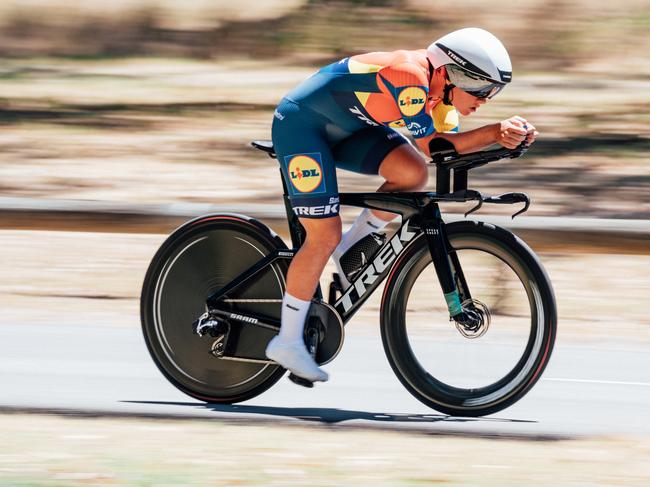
[511,194,530,218]
[464,192,485,217]
[482,192,531,218]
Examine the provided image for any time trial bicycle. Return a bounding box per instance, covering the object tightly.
[140,140,556,417]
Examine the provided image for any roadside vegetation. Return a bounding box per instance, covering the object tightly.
[0,0,648,217]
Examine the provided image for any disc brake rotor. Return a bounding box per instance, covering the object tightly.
[455,299,491,339]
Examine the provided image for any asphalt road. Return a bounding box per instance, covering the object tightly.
[1,322,648,438]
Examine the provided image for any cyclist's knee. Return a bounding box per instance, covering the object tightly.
[388,161,428,191]
[409,162,429,190]
[380,144,428,190]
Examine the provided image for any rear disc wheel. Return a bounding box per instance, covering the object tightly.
[141,215,289,403]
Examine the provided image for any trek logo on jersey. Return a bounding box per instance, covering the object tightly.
[349,105,379,126]
[398,87,426,117]
[293,203,339,217]
[286,154,325,193]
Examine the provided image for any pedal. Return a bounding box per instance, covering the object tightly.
[288,373,314,388]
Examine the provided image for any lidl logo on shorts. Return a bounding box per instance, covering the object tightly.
[398,87,426,117]
[286,153,325,193]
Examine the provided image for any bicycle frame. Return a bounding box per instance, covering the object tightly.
[206,185,471,327]
[206,141,531,329]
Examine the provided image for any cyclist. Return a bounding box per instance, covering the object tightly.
[265,27,538,383]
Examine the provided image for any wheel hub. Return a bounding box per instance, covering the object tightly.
[454,299,491,339]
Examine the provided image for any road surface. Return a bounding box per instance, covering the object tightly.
[0,322,648,438]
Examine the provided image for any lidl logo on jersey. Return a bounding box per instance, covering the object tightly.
[398,87,426,117]
[286,154,326,194]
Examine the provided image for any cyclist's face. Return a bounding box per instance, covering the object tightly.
[451,87,488,116]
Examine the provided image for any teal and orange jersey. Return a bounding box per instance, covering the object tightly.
[284,49,459,139]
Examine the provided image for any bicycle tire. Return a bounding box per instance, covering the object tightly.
[380,220,557,417]
[140,213,289,403]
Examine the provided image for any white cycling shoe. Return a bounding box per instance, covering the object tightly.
[265,337,329,383]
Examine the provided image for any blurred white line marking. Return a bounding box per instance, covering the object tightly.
[544,378,650,387]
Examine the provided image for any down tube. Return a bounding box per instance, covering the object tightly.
[334,219,420,323]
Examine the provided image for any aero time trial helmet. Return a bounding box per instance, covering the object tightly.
[426,28,512,99]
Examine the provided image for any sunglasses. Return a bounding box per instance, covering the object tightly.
[445,64,506,99]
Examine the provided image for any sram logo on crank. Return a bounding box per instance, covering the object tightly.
[336,221,417,313]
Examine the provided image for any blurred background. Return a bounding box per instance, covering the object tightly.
[0,0,648,214]
[0,1,648,484]
[1,0,648,333]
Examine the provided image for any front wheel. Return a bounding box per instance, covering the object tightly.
[380,221,557,417]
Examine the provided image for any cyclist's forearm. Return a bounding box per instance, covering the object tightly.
[432,124,500,154]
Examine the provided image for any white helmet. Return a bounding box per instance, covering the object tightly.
[427,28,512,99]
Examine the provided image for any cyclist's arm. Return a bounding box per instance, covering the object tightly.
[416,118,531,154]
[415,125,498,154]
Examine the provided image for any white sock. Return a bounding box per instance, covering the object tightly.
[332,208,392,275]
[334,208,391,259]
[278,293,311,343]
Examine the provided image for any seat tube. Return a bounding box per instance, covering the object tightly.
[420,203,463,317]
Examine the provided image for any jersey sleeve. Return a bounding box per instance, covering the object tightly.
[377,62,435,139]
[431,103,460,133]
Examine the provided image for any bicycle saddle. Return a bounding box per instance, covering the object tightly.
[251,140,276,158]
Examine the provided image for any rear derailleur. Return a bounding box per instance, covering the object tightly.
[193,310,230,357]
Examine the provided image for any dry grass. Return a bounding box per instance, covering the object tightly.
[0,0,305,28]
[0,0,648,74]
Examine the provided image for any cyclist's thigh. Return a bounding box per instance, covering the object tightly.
[331,125,410,175]
[377,142,428,187]
[272,99,340,219]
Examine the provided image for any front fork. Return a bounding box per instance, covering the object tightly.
[420,203,471,318]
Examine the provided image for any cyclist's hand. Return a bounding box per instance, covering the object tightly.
[497,116,536,149]
[513,116,539,146]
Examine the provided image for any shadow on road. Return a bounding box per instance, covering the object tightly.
[122,400,536,426]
